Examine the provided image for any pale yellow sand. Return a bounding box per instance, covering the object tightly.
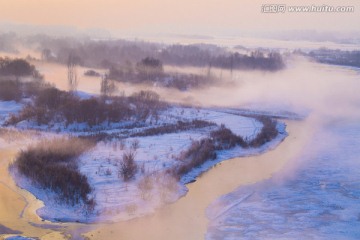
[0,148,67,240]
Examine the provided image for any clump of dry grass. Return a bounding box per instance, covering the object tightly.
[13,137,95,208]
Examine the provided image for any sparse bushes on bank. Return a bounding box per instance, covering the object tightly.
[173,116,279,178]
[13,137,95,207]
[210,124,247,149]
[249,116,278,148]
[174,138,217,177]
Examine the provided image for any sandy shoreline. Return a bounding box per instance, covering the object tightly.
[0,147,67,239]
[0,119,310,239]
[82,120,311,239]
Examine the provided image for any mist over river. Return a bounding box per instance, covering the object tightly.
[207,119,360,239]
[1,45,360,239]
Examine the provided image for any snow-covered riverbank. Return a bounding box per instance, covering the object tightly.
[3,100,289,223]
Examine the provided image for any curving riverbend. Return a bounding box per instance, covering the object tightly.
[0,119,309,239]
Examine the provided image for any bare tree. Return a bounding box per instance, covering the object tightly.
[207,61,212,79]
[100,74,117,98]
[41,48,52,61]
[230,54,234,78]
[67,54,78,92]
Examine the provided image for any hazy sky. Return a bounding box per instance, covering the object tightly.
[0,0,359,37]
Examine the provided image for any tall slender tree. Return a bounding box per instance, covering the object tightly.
[100,74,116,98]
[67,54,78,92]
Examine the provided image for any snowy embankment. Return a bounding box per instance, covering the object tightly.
[4,102,289,223]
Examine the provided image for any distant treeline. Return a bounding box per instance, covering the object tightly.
[106,56,215,90]
[22,34,285,71]
[299,48,360,68]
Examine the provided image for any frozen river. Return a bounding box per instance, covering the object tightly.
[206,110,360,239]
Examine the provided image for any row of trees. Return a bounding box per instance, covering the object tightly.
[305,48,360,68]
[107,57,215,90]
[34,35,284,72]
[7,86,166,128]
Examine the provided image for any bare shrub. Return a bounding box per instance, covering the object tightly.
[105,168,112,176]
[118,150,138,181]
[119,139,126,150]
[131,139,140,151]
